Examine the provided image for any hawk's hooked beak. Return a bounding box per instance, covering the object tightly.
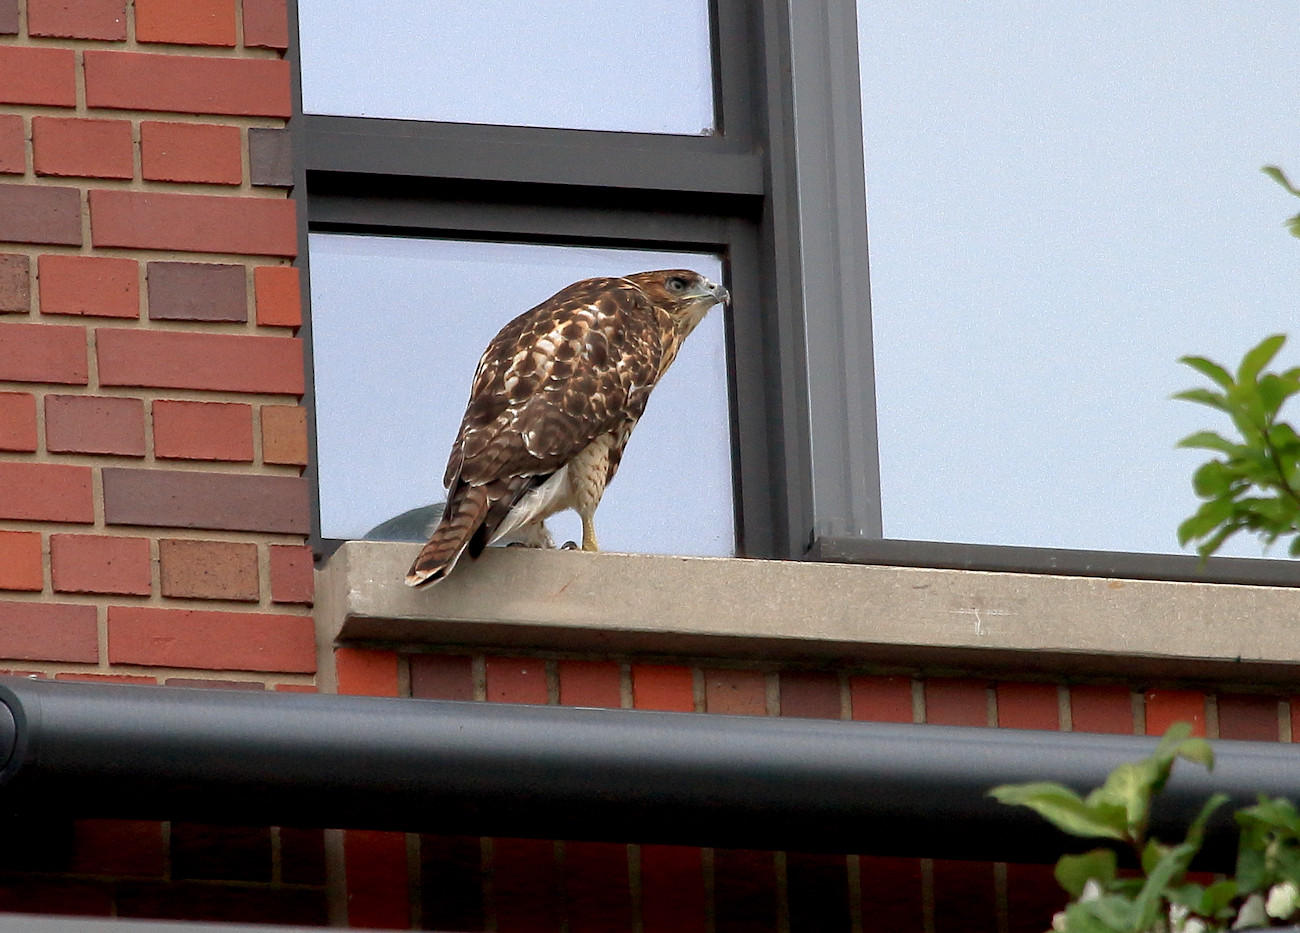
[705,278,729,306]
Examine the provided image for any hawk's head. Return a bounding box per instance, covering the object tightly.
[625,269,729,339]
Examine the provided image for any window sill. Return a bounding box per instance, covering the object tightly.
[316,541,1300,684]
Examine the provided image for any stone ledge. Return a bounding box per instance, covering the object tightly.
[316,541,1300,684]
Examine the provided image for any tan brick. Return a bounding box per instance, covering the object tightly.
[159,539,258,601]
[260,405,307,465]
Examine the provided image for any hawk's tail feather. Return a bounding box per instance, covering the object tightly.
[405,485,491,586]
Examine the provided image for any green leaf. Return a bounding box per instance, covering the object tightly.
[1055,849,1119,899]
[989,782,1128,840]
[1061,899,1132,933]
[1089,760,1160,839]
[1177,431,1243,456]
[1260,373,1300,418]
[1264,165,1300,198]
[1179,354,1235,390]
[1238,335,1287,384]
[1193,460,1234,498]
[1178,497,1237,545]
[1172,388,1229,412]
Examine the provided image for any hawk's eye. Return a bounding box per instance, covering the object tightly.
[667,277,687,292]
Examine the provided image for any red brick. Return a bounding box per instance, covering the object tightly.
[410,654,473,700]
[0,46,77,107]
[0,185,82,246]
[136,0,235,45]
[1217,694,1280,741]
[102,468,309,534]
[90,189,297,257]
[1145,689,1206,737]
[421,834,483,932]
[0,322,87,384]
[116,882,325,925]
[51,534,151,596]
[996,682,1059,730]
[254,264,301,327]
[632,664,694,712]
[275,683,316,693]
[779,670,841,718]
[345,830,409,930]
[0,391,37,451]
[140,121,241,184]
[28,0,126,39]
[336,647,399,697]
[158,538,257,601]
[56,672,156,683]
[97,329,304,394]
[269,543,312,604]
[849,675,913,723]
[705,669,767,715]
[0,530,42,591]
[486,656,548,704]
[71,820,165,877]
[0,878,112,916]
[84,51,291,117]
[39,255,139,318]
[493,837,560,933]
[786,852,850,933]
[713,849,777,933]
[0,462,93,522]
[1070,684,1133,734]
[641,845,706,933]
[559,659,621,708]
[163,677,264,690]
[566,841,632,933]
[243,0,288,49]
[0,600,97,662]
[45,394,145,455]
[153,399,253,461]
[1007,862,1068,933]
[0,114,23,174]
[261,404,308,465]
[0,254,30,313]
[859,856,924,933]
[925,678,989,727]
[32,116,133,179]
[108,606,315,672]
[933,859,996,933]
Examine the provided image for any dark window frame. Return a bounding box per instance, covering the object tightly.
[288,0,1300,587]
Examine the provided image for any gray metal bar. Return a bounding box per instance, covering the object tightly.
[1,678,1294,866]
[812,537,1300,588]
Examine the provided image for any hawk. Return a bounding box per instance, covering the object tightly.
[405,269,729,586]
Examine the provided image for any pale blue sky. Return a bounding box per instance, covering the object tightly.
[298,1,1300,559]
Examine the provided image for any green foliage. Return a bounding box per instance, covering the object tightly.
[1262,167,1300,239]
[990,723,1300,932]
[1174,334,1300,560]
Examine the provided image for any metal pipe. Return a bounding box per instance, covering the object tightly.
[2,677,1296,865]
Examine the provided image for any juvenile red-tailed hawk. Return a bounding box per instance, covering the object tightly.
[405,269,729,586]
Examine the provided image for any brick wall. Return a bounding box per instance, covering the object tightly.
[327,646,1298,932]
[0,0,312,686]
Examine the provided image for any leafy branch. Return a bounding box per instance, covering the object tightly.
[1262,167,1300,240]
[1173,335,1300,560]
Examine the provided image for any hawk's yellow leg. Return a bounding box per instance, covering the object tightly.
[581,513,599,552]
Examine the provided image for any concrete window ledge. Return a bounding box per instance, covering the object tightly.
[316,541,1300,683]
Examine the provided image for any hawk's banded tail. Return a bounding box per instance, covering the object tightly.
[405,485,490,586]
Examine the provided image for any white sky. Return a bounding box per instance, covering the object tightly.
[297,1,1300,560]
[309,236,733,556]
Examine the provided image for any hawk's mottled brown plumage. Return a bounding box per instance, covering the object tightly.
[406,269,729,586]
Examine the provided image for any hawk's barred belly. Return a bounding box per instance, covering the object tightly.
[405,270,729,586]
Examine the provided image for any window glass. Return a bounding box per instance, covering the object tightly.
[309,235,733,557]
[297,0,716,136]
[859,1,1300,556]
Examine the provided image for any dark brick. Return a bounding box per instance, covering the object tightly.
[859,856,923,933]
[117,882,326,925]
[0,0,17,34]
[704,669,767,715]
[0,254,30,312]
[779,671,841,718]
[344,830,409,929]
[0,877,112,916]
[492,838,559,933]
[102,468,310,534]
[421,835,483,932]
[787,852,850,933]
[411,654,474,701]
[558,659,621,708]
[565,841,632,933]
[163,678,265,690]
[641,845,705,933]
[933,859,997,933]
[281,827,326,886]
[1008,862,1067,933]
[171,824,270,882]
[71,820,165,877]
[249,126,293,186]
[147,262,246,322]
[714,849,777,933]
[925,678,989,727]
[0,185,81,245]
[1218,694,1281,741]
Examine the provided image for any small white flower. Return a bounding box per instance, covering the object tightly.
[1169,903,1189,928]
[1080,879,1103,903]
[1234,893,1267,930]
[1183,918,1207,933]
[1266,880,1299,919]
[1052,910,1068,932]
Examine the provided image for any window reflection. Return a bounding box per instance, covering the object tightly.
[298,0,715,136]
[859,1,1300,557]
[308,235,734,557]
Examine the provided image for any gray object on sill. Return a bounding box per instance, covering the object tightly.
[362,502,445,542]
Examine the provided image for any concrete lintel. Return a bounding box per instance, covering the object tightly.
[316,541,1300,683]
